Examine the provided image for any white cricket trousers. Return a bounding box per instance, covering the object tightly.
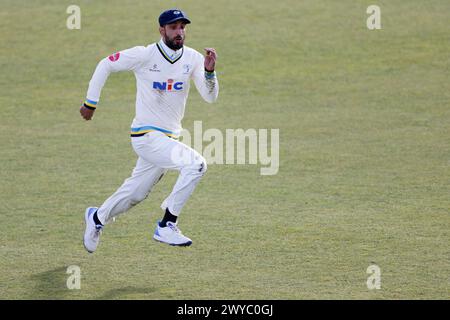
[96,131,207,224]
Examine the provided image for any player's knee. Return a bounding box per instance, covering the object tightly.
[129,190,149,206]
[199,159,207,175]
[192,158,207,176]
[129,172,165,205]
[182,156,207,177]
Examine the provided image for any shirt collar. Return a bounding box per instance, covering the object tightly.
[159,38,183,61]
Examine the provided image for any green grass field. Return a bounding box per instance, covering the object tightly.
[0,0,449,299]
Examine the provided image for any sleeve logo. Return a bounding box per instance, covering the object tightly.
[108,52,120,62]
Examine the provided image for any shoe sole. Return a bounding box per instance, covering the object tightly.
[153,235,192,247]
[83,207,96,253]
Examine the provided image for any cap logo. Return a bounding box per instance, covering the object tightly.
[173,10,180,14]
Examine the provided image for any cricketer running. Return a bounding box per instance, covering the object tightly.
[80,9,219,253]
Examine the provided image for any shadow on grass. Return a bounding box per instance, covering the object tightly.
[28,266,71,300]
[96,286,157,300]
[29,267,157,300]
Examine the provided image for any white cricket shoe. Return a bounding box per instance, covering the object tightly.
[83,207,103,253]
[153,221,192,246]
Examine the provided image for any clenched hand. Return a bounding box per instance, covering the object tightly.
[204,48,217,72]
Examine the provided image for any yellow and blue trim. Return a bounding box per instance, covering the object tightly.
[83,99,98,110]
[205,69,216,80]
[130,125,178,139]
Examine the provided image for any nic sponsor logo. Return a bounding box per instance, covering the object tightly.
[153,79,184,91]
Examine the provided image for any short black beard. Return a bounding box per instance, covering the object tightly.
[164,36,184,50]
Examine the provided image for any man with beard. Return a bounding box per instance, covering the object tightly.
[80,9,219,253]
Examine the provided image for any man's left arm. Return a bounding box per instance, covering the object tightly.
[192,48,219,103]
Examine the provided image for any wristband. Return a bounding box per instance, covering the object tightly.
[83,99,98,110]
[83,103,96,111]
[204,69,216,80]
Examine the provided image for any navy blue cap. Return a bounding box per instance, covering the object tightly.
[159,9,191,26]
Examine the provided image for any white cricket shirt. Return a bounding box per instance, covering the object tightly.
[85,39,219,137]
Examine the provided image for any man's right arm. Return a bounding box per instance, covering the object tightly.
[80,46,145,120]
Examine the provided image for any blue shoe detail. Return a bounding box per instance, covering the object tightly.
[154,225,161,237]
[152,220,192,247]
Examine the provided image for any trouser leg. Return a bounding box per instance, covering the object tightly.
[132,131,207,217]
[96,156,166,224]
